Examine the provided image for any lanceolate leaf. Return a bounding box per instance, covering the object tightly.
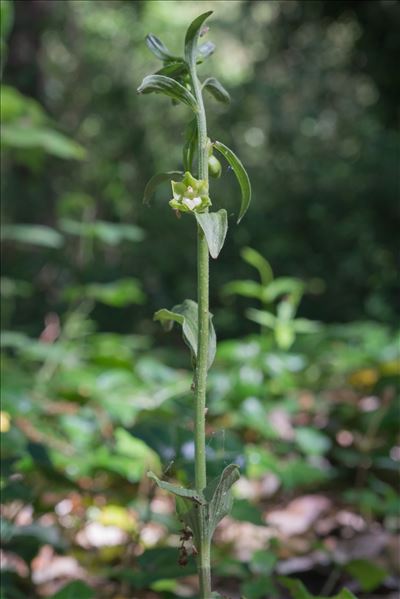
[213,140,251,223]
[143,171,183,205]
[155,61,187,78]
[183,118,198,172]
[147,472,205,504]
[202,77,230,105]
[145,34,180,62]
[184,11,213,67]
[205,464,240,535]
[195,209,228,259]
[137,75,198,111]
[241,246,273,287]
[154,299,216,369]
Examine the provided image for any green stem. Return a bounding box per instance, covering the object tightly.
[190,59,211,598]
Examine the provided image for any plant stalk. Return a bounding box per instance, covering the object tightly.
[190,60,212,597]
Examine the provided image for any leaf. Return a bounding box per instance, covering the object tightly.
[345,558,387,592]
[295,427,331,456]
[222,280,263,300]
[143,171,183,205]
[77,279,145,307]
[137,75,198,111]
[59,219,144,244]
[246,308,276,329]
[213,140,251,223]
[154,299,216,369]
[241,247,273,287]
[203,77,230,104]
[184,11,213,67]
[205,464,240,535]
[279,577,358,599]
[145,34,180,62]
[293,318,321,333]
[263,277,304,303]
[195,209,228,259]
[183,118,197,172]
[1,224,63,248]
[155,61,187,78]
[1,124,86,159]
[148,471,205,505]
[48,581,94,599]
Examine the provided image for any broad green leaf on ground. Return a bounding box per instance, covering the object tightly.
[213,141,251,222]
[184,11,213,67]
[143,171,182,205]
[145,34,181,62]
[279,577,358,599]
[48,581,94,599]
[195,209,228,258]
[1,224,63,248]
[241,247,273,287]
[137,75,197,111]
[148,471,205,504]
[1,124,86,159]
[154,299,216,369]
[202,77,230,104]
[345,559,387,592]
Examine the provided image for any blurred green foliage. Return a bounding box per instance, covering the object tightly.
[1,1,399,598]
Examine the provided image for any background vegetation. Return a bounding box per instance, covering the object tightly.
[1,1,399,598]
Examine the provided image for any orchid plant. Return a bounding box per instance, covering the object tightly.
[138,12,251,598]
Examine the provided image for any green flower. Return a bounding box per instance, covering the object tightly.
[169,172,211,213]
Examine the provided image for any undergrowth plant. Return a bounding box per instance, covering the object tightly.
[138,11,251,598]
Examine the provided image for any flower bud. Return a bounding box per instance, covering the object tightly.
[208,155,222,178]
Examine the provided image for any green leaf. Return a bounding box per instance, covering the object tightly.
[143,171,183,205]
[293,318,321,333]
[263,277,304,303]
[345,559,387,592]
[154,299,216,369]
[148,471,205,505]
[48,581,94,599]
[59,219,144,244]
[222,280,263,301]
[246,308,276,329]
[279,577,358,599]
[145,34,180,62]
[295,427,331,456]
[114,428,161,476]
[241,247,273,287]
[183,118,197,172]
[184,11,213,67]
[76,279,145,307]
[155,61,187,78]
[137,74,198,111]
[203,77,230,104]
[195,209,228,259]
[1,224,63,248]
[205,464,240,535]
[213,140,251,223]
[1,124,86,159]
